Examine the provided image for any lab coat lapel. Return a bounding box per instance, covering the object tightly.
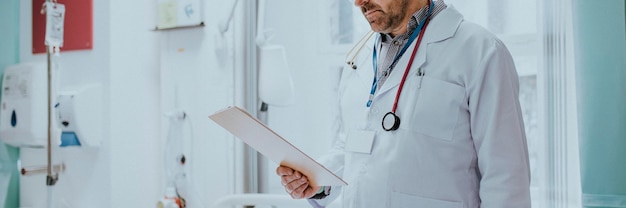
[373,6,464,100]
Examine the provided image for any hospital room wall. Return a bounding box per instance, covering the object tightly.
[108,0,161,207]
[0,0,21,207]
[260,0,344,194]
[158,0,245,206]
[18,0,161,207]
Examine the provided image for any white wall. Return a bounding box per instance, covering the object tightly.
[158,0,245,207]
[261,0,344,194]
[109,0,161,207]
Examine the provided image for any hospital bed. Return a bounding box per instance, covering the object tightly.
[212,193,342,208]
[212,194,309,208]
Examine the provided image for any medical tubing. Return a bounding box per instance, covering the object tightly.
[163,111,204,207]
[219,0,239,33]
[182,113,195,190]
[182,115,207,208]
[164,117,182,187]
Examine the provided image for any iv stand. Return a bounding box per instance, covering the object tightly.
[17,46,64,182]
[46,44,57,186]
[18,45,64,185]
[43,0,59,187]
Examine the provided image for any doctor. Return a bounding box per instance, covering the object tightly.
[277,0,531,207]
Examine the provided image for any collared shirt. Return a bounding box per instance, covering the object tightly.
[376,0,447,89]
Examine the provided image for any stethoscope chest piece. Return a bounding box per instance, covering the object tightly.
[382,112,400,131]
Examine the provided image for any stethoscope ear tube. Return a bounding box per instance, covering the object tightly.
[345,31,375,70]
[382,112,401,131]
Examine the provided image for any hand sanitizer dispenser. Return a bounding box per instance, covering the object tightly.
[55,84,103,147]
[0,63,48,147]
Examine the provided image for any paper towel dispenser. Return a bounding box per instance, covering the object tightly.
[0,63,48,147]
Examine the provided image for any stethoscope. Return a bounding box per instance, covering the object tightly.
[369,0,434,131]
[345,30,375,70]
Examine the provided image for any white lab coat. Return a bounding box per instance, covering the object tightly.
[313,6,531,208]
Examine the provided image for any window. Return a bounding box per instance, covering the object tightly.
[319,0,370,53]
[446,0,545,206]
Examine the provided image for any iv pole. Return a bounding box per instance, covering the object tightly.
[43,0,58,187]
[46,44,57,186]
[19,40,64,188]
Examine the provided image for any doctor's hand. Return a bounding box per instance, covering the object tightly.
[276,165,320,199]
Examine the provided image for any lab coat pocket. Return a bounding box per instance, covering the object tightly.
[408,76,465,141]
[343,130,375,190]
[391,192,463,208]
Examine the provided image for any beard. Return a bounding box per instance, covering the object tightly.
[361,0,410,34]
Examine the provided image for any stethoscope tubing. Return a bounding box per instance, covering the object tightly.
[392,19,430,113]
[377,0,434,131]
[381,18,431,131]
[345,31,375,69]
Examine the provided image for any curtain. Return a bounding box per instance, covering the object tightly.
[572,0,626,207]
[0,0,21,207]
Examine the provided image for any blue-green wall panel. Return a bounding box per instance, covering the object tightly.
[572,0,626,207]
[0,0,20,208]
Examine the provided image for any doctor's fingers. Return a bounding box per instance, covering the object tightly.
[285,176,309,194]
[299,185,319,199]
[276,165,295,176]
[287,179,311,199]
[280,170,304,185]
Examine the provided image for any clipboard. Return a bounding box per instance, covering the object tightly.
[209,106,347,187]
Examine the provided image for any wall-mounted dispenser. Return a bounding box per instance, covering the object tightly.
[55,84,103,147]
[0,63,48,147]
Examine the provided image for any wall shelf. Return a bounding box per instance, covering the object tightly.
[153,22,205,31]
